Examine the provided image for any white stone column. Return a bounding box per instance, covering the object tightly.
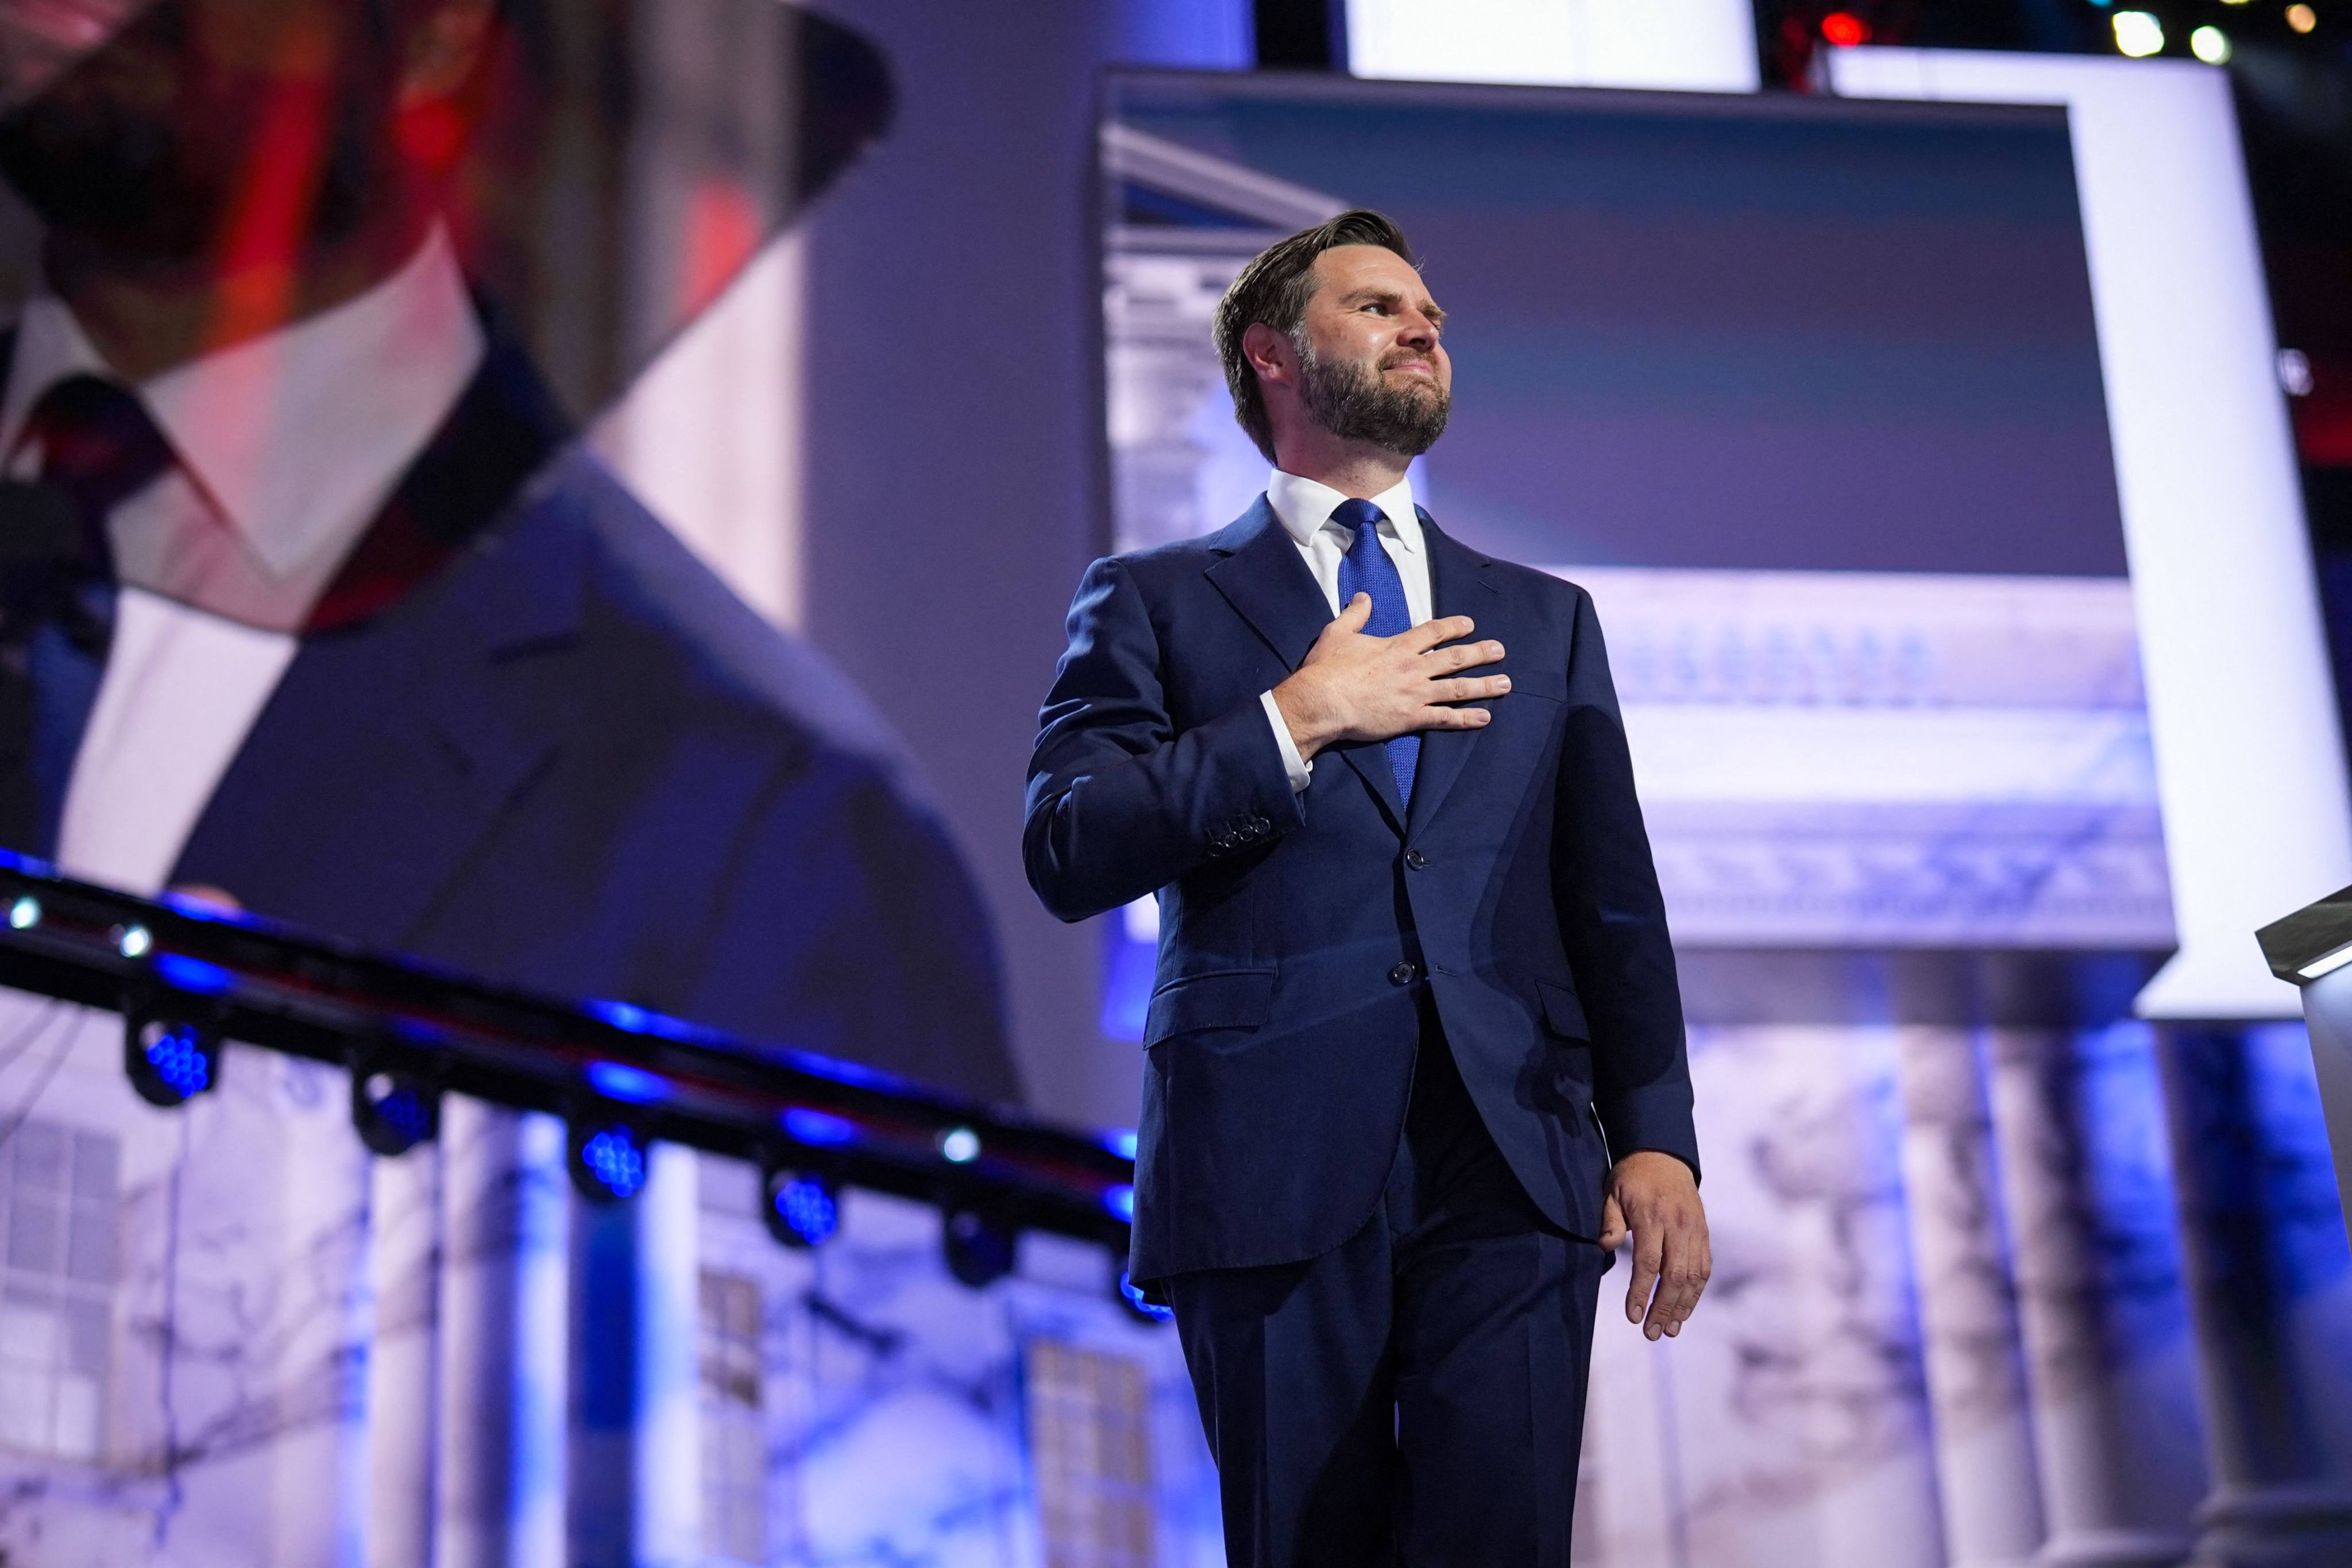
[267,1056,376,1568]
[634,1144,702,1568]
[1891,1026,2045,1568]
[365,1140,445,1567]
[435,1100,570,1568]
[566,1137,702,1568]
[2154,1024,2352,1568]
[1983,1026,2202,1568]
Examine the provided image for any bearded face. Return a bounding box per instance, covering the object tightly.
[0,0,398,267]
[1292,327,1451,458]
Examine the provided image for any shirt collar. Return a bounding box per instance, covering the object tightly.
[1264,467,1423,556]
[0,225,484,578]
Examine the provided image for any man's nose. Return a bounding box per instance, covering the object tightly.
[1396,314,1438,349]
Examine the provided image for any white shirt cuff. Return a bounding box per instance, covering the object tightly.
[1261,690,1312,793]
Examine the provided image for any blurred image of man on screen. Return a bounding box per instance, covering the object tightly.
[0,0,1017,1101]
[1028,211,1709,1562]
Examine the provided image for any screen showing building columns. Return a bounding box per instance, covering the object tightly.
[1096,71,2172,1037]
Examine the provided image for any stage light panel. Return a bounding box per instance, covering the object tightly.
[125,1014,219,1107]
[570,1121,650,1202]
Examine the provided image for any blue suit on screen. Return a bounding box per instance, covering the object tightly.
[10,334,1019,1103]
[1025,496,1699,1285]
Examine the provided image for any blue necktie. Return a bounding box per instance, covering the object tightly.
[1331,497,1418,807]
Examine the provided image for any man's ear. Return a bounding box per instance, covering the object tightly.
[1241,320,1296,391]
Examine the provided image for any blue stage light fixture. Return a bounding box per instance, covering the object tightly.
[569,1120,651,1203]
[938,1125,982,1165]
[350,1062,440,1157]
[942,1207,1018,1289]
[1115,1265,1175,1325]
[1102,1183,1136,1223]
[762,1166,840,1249]
[124,1014,221,1107]
[7,895,38,930]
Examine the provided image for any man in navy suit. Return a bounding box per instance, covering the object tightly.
[1028,211,1709,1563]
[0,0,1016,1102]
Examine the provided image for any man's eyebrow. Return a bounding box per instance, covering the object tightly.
[1339,287,1447,326]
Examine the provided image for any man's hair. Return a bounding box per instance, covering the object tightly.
[1212,208,1417,463]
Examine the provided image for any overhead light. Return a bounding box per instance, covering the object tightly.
[125,1013,221,1107]
[941,1207,1017,1288]
[2288,3,2317,32]
[2191,25,2232,61]
[762,1166,841,1249]
[938,1125,982,1165]
[2113,11,2164,55]
[351,1059,439,1156]
[570,1120,651,1202]
[1115,1265,1175,1324]
[1821,11,1870,47]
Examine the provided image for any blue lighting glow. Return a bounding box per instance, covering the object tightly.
[1104,1128,1138,1161]
[585,998,704,1042]
[7,897,37,930]
[772,1176,840,1246]
[579,1127,647,1199]
[152,953,233,997]
[585,1060,669,1105]
[939,1126,982,1165]
[1118,1269,1175,1322]
[781,1107,856,1146]
[144,1024,212,1100]
[1103,1184,1136,1222]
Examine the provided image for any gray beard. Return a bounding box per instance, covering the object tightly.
[1293,333,1451,457]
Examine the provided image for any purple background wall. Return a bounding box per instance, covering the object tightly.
[793,2,1248,1125]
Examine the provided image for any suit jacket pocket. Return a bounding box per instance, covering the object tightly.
[1537,979,1590,1043]
[1145,967,1276,1046]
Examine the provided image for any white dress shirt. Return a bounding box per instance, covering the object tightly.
[1254,467,1433,792]
[0,226,484,893]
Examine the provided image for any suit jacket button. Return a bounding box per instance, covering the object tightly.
[1404,848,1427,870]
[1389,961,1419,986]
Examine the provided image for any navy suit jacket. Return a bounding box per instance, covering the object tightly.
[1026,499,1697,1281]
[35,340,1019,1104]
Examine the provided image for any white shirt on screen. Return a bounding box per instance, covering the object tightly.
[1254,466,1431,793]
[0,225,484,893]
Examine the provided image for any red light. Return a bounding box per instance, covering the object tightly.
[1822,11,1871,47]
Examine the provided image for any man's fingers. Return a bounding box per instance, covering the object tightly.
[1439,675,1511,703]
[1626,1219,1664,1328]
[1403,615,1477,652]
[1649,1227,1713,1338]
[1433,639,1506,671]
[1597,1192,1627,1252]
[1336,592,1374,631]
[1412,706,1490,729]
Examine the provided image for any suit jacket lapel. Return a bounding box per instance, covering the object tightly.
[1203,497,1407,833]
[172,341,582,952]
[1405,512,1500,837]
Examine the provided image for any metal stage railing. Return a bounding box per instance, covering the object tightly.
[0,852,1151,1307]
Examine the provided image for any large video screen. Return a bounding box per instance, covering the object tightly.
[1098,71,2165,1037]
